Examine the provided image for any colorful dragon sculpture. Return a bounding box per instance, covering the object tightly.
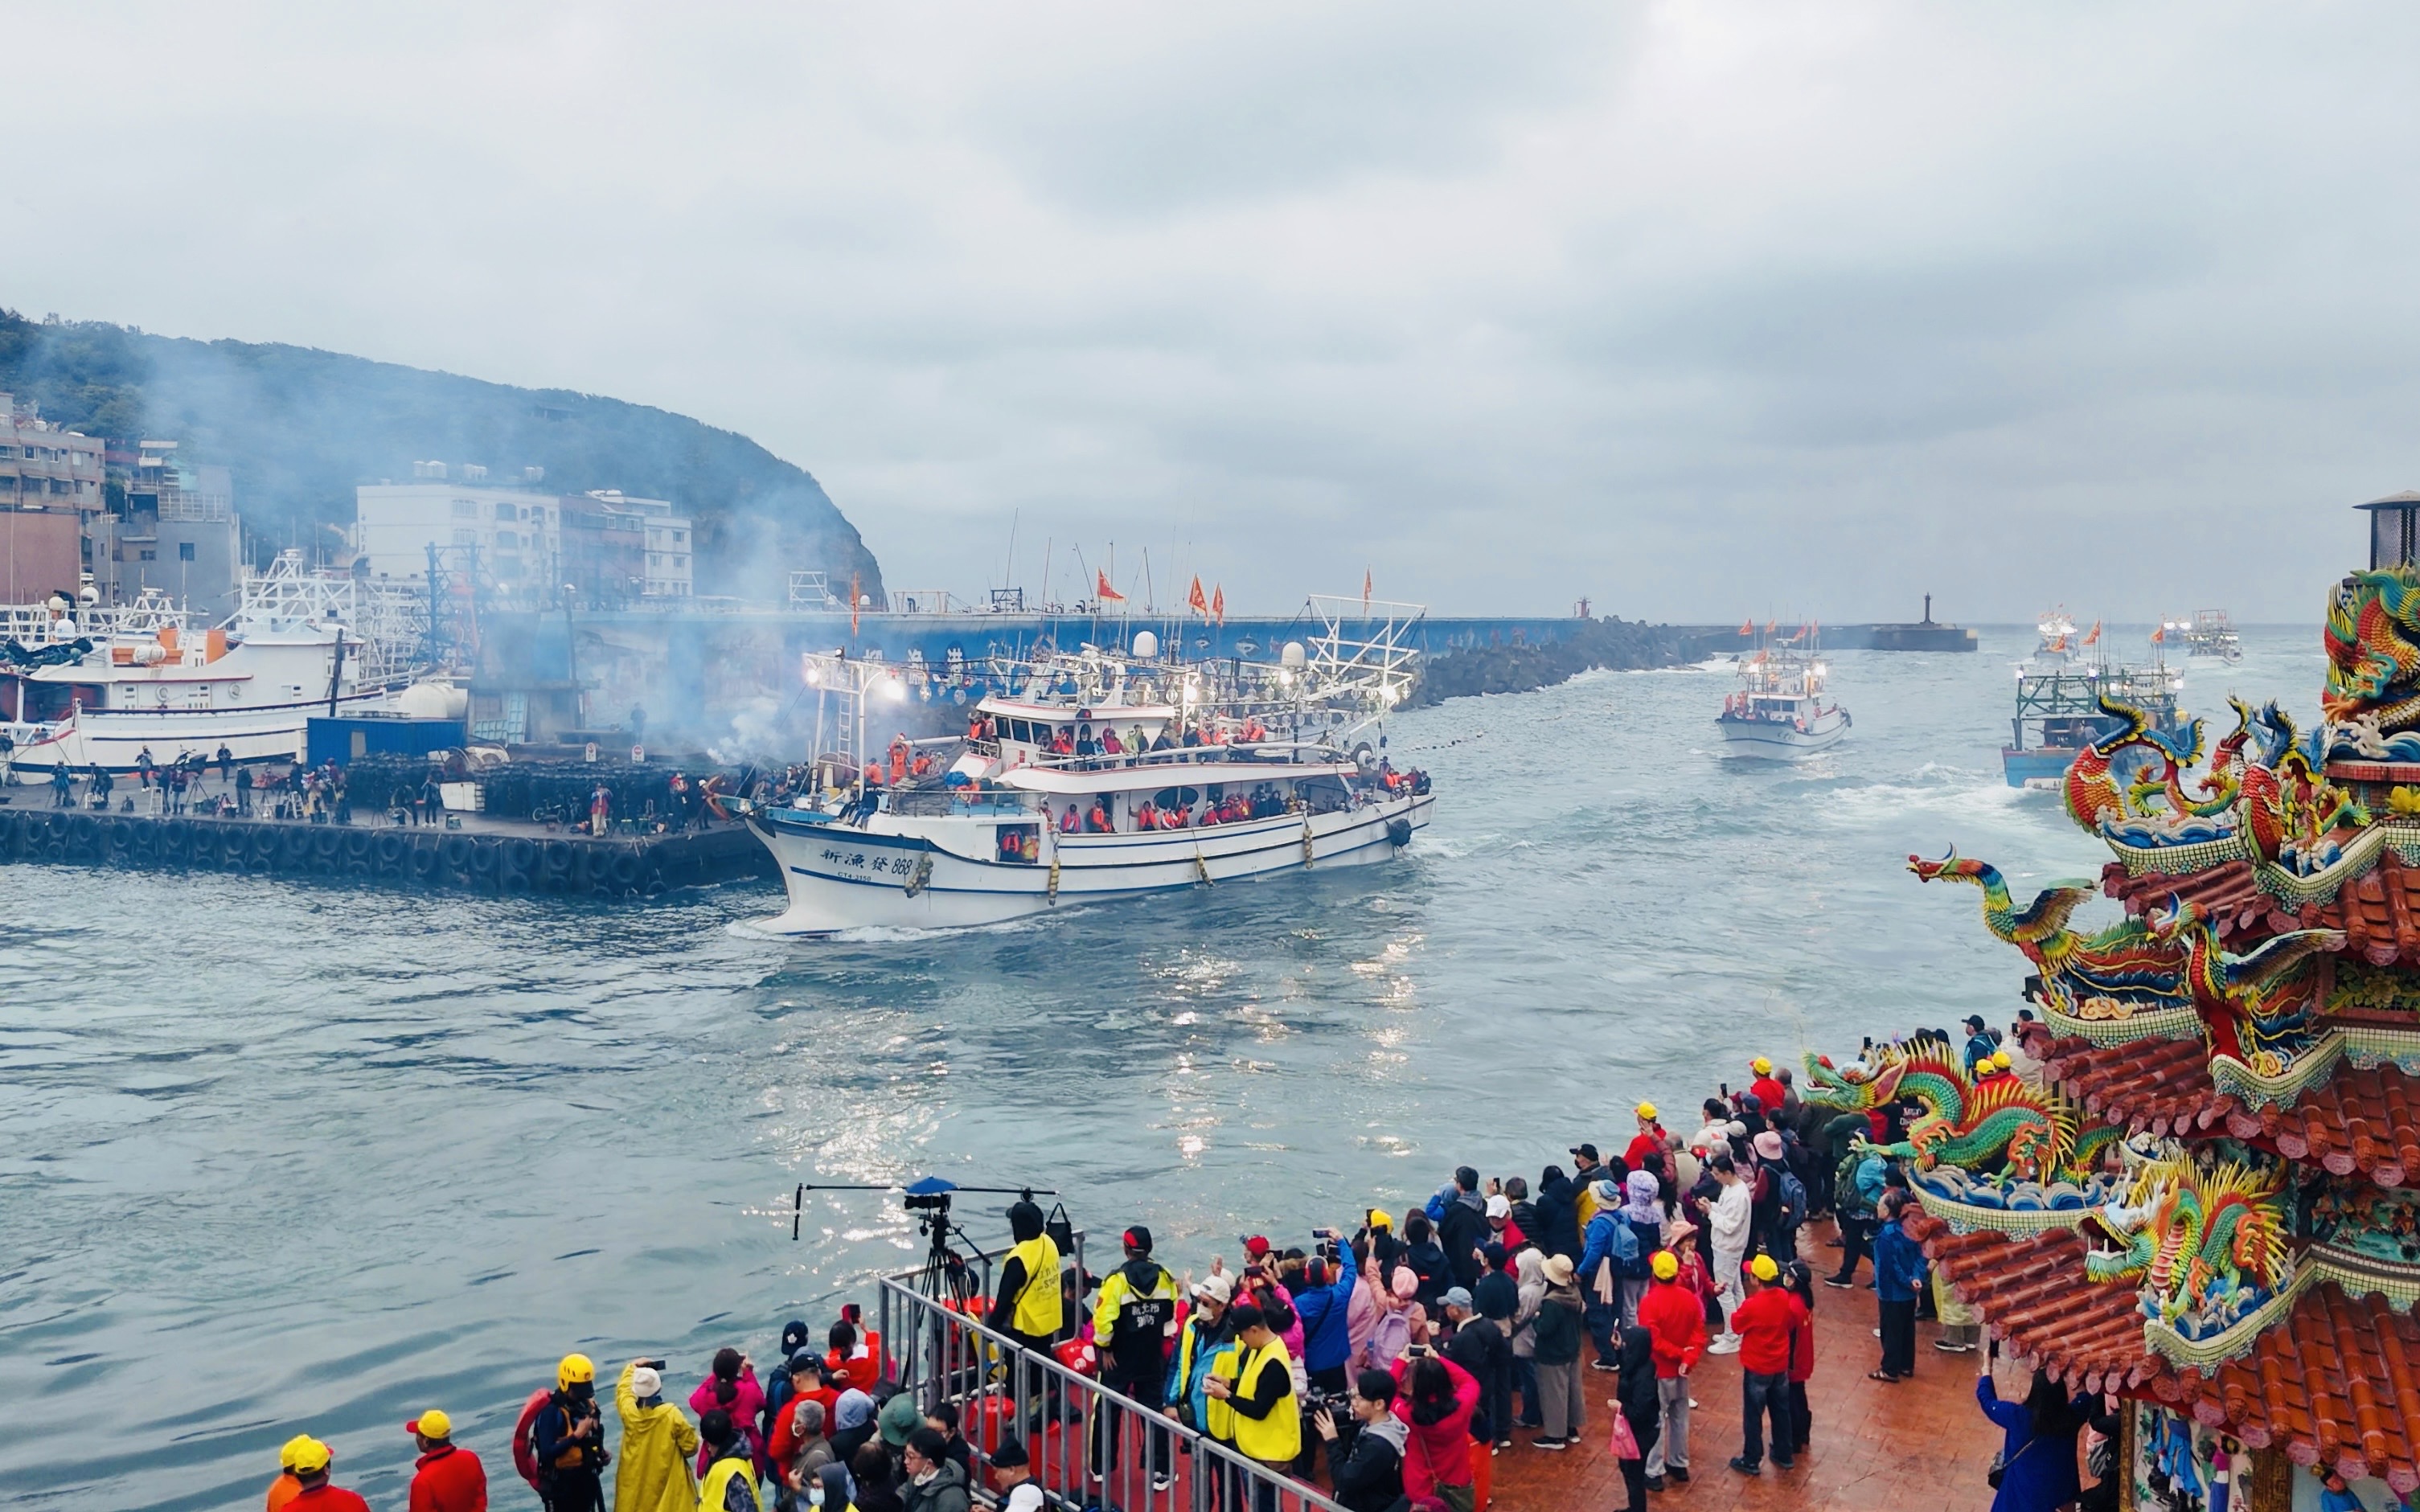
[2086,1149,2291,1339]
[1905,851,2193,1018]
[2063,695,2228,836]
[1799,1040,2119,1188]
[2324,565,2420,733]
[2160,899,2339,1072]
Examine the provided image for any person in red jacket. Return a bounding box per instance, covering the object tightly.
[1747,1058,1788,1121]
[1388,1352,1479,1503]
[283,1439,371,1512]
[1725,1255,1799,1477]
[406,1412,488,1512]
[1782,1262,1817,1460]
[1622,1103,1668,1178]
[1637,1249,1705,1489]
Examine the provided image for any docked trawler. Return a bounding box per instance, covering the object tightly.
[2002,611,2184,788]
[740,598,1436,934]
[1716,625,1849,760]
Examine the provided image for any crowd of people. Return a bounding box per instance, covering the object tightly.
[262,1026,2136,1512]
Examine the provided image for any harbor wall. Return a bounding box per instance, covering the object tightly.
[0,804,773,897]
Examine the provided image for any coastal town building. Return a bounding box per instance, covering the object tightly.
[91,440,244,619]
[0,394,108,602]
[355,483,689,603]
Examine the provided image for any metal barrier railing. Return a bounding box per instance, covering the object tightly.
[876,1274,1349,1512]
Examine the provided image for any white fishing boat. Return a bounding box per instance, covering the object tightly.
[0,553,408,774]
[2173,608,2242,663]
[740,596,1436,935]
[1716,625,1849,760]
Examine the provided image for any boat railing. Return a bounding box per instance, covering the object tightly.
[885,788,1044,818]
[1010,741,1337,775]
[874,1271,1348,1512]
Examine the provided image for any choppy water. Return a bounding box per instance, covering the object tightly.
[0,625,2326,1509]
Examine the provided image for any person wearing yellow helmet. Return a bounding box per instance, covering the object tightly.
[1624,1103,1668,1177]
[1725,1256,1797,1477]
[1747,1061,1786,1124]
[265,1434,312,1512]
[535,1353,610,1512]
[407,1408,487,1512]
[283,1439,370,1512]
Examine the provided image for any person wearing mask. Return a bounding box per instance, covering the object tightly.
[773,1400,835,1508]
[1507,1248,1548,1432]
[405,1411,487,1512]
[1090,1225,1183,1490]
[1436,1166,1489,1290]
[1311,1370,1407,1512]
[1165,1272,1237,1435]
[1610,1324,1661,1512]
[1569,1144,1609,1229]
[612,1362,699,1512]
[1638,1248,1704,1490]
[1704,1157,1753,1354]
[1202,1301,1298,1509]
[898,1428,969,1512]
[1871,1195,1927,1382]
[1483,1194,1524,1254]
[986,1436,1041,1512]
[986,1198,1064,1360]
[1578,1178,1637,1372]
[699,1411,762,1512]
[1390,1352,1479,1509]
[919,1405,973,1488]
[1440,1285,1511,1453]
[1618,1170,1664,1327]
[535,1354,611,1512]
[768,1358,836,1466]
[1533,1165,1581,1260]
[282,1439,371,1512]
[689,1350,768,1479]
[1530,1253,1587,1450]
[1725,1256,1798,1477]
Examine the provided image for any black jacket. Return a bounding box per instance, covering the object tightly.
[1472,1269,1518,1323]
[1443,1316,1510,1388]
[1437,1193,1488,1289]
[1535,1174,1582,1260]
[1615,1326,1659,1438]
[1404,1240,1452,1310]
[1326,1416,1406,1512]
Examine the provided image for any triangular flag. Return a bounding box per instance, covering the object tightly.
[2082,621,2102,647]
[1188,576,1208,617]
[850,572,861,637]
[1211,584,1225,626]
[1738,620,1752,636]
[1097,568,1126,604]
[1363,568,1373,610]
[1766,619,1778,636]
[2150,624,2164,643]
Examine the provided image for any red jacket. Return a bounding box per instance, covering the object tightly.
[1785,1293,1815,1383]
[1730,1287,1797,1375]
[1637,1278,1706,1380]
[408,1445,487,1512]
[1390,1354,1479,1497]
[1749,1076,1787,1116]
[289,1486,372,1512]
[1623,1129,1667,1174]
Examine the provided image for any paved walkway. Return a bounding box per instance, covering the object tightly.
[1490,1230,2004,1511]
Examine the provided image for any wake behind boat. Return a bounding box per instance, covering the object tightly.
[1716,623,1848,760]
[739,596,1435,935]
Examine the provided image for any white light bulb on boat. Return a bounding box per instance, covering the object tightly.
[883,677,906,701]
[805,662,824,686]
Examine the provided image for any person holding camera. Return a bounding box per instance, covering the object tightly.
[612,1360,699,1512]
[1310,1370,1406,1512]
[1203,1301,1298,1512]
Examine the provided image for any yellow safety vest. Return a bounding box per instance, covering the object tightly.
[1202,1338,1242,1442]
[1228,1337,1300,1464]
[1007,1235,1064,1337]
[697,1454,760,1512]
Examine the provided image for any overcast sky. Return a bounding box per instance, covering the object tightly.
[11,3,2420,620]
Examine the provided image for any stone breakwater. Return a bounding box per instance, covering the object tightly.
[1409,617,1711,704]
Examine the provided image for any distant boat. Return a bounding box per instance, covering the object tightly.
[1868,594,1978,652]
[2172,609,2242,663]
[2002,612,2185,789]
[1718,625,1850,760]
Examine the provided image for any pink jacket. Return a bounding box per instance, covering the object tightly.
[1344,1256,1383,1368]
[687,1368,766,1477]
[1389,1354,1479,1497]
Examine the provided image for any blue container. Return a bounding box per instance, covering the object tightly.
[306,715,466,768]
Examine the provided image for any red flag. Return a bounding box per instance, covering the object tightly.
[2150,624,2165,643]
[1738,620,1752,636]
[2082,621,2102,647]
[1096,568,1126,604]
[1765,619,1778,636]
[850,572,860,637]
[1211,584,1225,626]
[1187,576,1208,617]
[1363,568,1372,610]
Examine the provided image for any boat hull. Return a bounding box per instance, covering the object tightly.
[2002,745,2080,789]
[1717,710,1850,761]
[744,792,1435,935]
[2,690,393,775]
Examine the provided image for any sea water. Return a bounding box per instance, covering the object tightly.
[0,625,2325,1508]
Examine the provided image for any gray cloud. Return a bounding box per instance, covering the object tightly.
[9,2,2420,622]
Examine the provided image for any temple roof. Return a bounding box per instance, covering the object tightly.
[2023,1026,2420,1185]
[2101,858,2287,943]
[1908,1208,2420,1494]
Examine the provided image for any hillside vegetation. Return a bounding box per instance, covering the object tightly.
[0,309,883,601]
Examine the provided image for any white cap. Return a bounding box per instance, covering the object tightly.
[1486,1194,1511,1219]
[630,1366,662,1398]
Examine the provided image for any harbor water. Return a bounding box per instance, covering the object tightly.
[0,625,2324,1509]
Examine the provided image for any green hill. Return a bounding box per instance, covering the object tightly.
[0,309,883,603]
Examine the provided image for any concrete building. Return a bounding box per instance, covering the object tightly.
[584,490,691,598]
[355,482,563,599]
[96,440,245,620]
[0,395,108,604]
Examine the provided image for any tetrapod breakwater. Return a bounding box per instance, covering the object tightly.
[0,803,775,899]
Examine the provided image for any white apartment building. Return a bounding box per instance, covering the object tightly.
[0,395,106,512]
[355,483,561,592]
[602,491,694,598]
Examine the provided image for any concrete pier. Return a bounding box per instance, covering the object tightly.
[0,801,773,898]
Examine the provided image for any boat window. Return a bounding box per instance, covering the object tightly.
[1294,775,1351,814]
[995,823,1040,864]
[1153,787,1203,809]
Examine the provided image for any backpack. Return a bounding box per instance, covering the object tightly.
[1777,1169,1808,1230]
[1618,1216,1657,1280]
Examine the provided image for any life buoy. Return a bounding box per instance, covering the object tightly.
[511,1388,551,1490]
